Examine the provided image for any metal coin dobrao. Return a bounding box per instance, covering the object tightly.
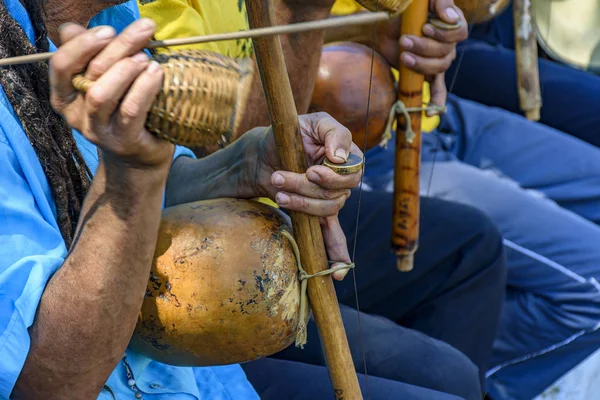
[130,198,301,367]
[72,50,254,153]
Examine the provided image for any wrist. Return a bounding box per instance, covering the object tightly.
[279,1,333,19]
[101,155,170,203]
[236,128,271,199]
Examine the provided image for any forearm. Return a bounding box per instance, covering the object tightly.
[323,11,380,47]
[13,159,169,399]
[236,2,332,133]
[165,128,265,207]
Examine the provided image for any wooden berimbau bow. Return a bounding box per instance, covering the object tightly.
[246,0,363,397]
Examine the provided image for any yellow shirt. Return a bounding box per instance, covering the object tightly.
[137,0,253,58]
[138,0,277,207]
[331,0,440,133]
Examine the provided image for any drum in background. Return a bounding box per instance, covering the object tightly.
[131,198,302,366]
[454,0,511,24]
[310,41,396,151]
[532,0,600,74]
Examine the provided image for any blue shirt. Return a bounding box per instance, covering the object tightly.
[0,0,258,398]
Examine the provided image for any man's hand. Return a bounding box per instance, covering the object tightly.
[50,19,174,171]
[254,112,363,280]
[377,0,468,111]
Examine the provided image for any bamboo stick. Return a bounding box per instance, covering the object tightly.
[392,0,429,272]
[246,0,362,398]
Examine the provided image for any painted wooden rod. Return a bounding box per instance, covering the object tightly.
[392,0,429,272]
[246,0,363,398]
[513,0,542,121]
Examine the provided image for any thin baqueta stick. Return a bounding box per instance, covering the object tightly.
[0,12,388,66]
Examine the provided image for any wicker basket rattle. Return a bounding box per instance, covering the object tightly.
[72,50,253,152]
[355,0,413,14]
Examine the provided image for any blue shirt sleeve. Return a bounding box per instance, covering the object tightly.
[0,139,69,398]
[0,134,194,397]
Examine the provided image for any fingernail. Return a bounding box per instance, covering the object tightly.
[139,18,156,30]
[423,24,435,36]
[446,7,459,21]
[276,192,290,206]
[401,53,416,67]
[400,36,413,49]
[332,263,349,280]
[271,173,285,187]
[131,52,149,63]
[147,61,161,74]
[307,171,320,183]
[334,149,348,162]
[96,26,116,40]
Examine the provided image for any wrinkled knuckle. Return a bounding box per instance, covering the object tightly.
[297,197,311,212]
[87,59,108,78]
[50,54,69,74]
[86,87,108,111]
[321,190,338,200]
[442,56,452,70]
[119,100,143,123]
[117,32,138,48]
[315,111,331,121]
[335,196,346,211]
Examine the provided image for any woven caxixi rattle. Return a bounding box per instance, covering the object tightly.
[355,0,413,14]
[72,50,254,152]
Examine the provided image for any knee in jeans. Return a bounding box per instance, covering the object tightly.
[423,340,482,400]
[460,205,507,284]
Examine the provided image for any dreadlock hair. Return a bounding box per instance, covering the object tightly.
[0,0,92,247]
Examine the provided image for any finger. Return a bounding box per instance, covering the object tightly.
[430,0,461,24]
[399,35,455,59]
[320,216,352,281]
[117,60,165,130]
[85,18,156,81]
[427,74,447,116]
[275,191,348,218]
[57,23,87,45]
[349,142,365,161]
[85,53,150,124]
[422,8,468,44]
[301,112,353,163]
[50,25,117,111]
[400,47,455,76]
[270,171,351,200]
[305,164,362,191]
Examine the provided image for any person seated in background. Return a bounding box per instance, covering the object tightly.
[445,0,600,147]
[327,0,600,398]
[0,0,478,398]
[137,1,507,399]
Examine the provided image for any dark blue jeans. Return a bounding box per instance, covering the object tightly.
[243,196,507,400]
[445,2,600,147]
[363,93,600,399]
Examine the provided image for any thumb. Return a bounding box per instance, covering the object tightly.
[431,0,461,24]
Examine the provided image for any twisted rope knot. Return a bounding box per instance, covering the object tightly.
[380,100,447,148]
[280,230,355,348]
